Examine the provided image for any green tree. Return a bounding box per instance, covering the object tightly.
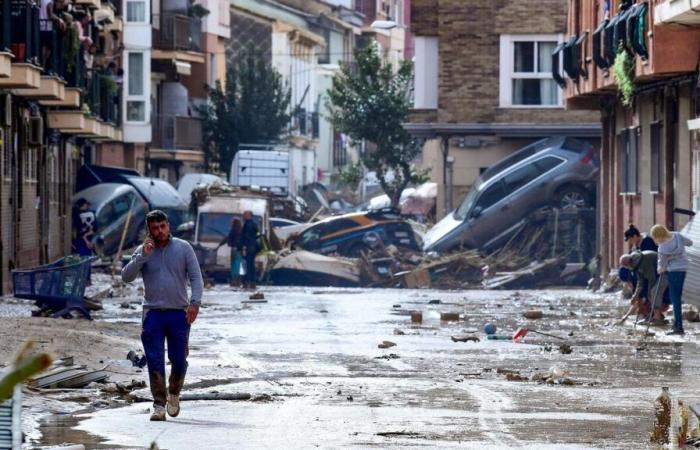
[199,51,291,176]
[327,44,421,208]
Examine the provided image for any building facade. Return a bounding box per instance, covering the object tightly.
[563,0,700,272]
[406,0,601,220]
[0,0,125,292]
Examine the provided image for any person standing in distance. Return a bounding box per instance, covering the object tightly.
[240,210,259,290]
[122,210,203,421]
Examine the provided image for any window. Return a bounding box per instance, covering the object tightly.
[619,127,639,194]
[97,203,115,229]
[503,164,539,194]
[127,101,145,121]
[125,52,146,122]
[126,0,146,22]
[128,53,143,95]
[475,181,506,212]
[321,219,358,237]
[650,121,663,193]
[534,156,565,174]
[414,37,438,109]
[500,35,563,107]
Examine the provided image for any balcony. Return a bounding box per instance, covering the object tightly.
[0,0,41,89]
[152,13,204,63]
[13,75,65,100]
[561,0,700,108]
[152,115,203,150]
[655,0,700,25]
[85,73,122,125]
[292,109,320,140]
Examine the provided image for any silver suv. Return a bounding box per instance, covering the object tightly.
[423,137,599,253]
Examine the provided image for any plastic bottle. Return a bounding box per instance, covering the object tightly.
[651,387,671,445]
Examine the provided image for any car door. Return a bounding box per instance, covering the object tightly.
[500,162,543,227]
[461,180,507,248]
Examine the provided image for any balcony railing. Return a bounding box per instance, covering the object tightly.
[152,115,202,150]
[86,73,121,124]
[333,134,348,168]
[1,0,40,64]
[293,109,319,139]
[152,13,202,52]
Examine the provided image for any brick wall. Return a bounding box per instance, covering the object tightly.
[411,0,598,125]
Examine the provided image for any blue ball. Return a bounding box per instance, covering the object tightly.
[484,323,496,335]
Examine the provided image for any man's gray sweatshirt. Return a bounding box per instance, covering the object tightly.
[121,237,203,309]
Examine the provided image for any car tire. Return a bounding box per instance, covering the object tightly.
[556,186,591,209]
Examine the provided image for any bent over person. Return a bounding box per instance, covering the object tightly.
[122,210,204,421]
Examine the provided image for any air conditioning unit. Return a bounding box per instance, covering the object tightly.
[28,116,43,146]
[0,94,10,127]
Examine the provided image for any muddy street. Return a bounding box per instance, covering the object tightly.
[30,286,700,449]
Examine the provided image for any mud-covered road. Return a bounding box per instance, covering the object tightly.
[32,285,700,449]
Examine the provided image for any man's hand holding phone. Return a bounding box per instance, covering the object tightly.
[143,237,155,256]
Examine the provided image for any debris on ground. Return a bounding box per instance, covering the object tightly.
[249,292,265,300]
[31,357,109,389]
[523,310,544,319]
[393,329,405,335]
[410,311,423,323]
[126,351,147,368]
[374,353,400,360]
[378,341,397,349]
[559,344,573,354]
[451,335,480,343]
[440,312,460,321]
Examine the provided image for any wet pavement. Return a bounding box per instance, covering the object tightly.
[34,286,700,449]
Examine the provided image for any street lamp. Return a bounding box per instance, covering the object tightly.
[370,20,396,30]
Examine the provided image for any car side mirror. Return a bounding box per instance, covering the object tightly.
[471,207,483,219]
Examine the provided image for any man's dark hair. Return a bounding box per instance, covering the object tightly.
[146,210,169,224]
[76,198,88,208]
[624,223,641,242]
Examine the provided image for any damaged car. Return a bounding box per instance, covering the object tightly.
[292,209,420,257]
[424,136,599,253]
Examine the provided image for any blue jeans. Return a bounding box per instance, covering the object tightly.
[667,271,686,332]
[230,250,242,282]
[141,309,191,406]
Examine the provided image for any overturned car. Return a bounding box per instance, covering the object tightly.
[290,209,420,257]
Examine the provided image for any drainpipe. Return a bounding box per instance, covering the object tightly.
[441,136,450,216]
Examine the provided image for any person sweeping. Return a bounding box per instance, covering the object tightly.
[122,210,203,421]
[650,224,692,336]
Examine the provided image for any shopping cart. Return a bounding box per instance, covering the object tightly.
[11,255,96,320]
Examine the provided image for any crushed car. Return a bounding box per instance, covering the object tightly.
[290,209,420,257]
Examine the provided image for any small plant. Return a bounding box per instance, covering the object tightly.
[188,4,210,17]
[613,45,635,107]
[338,162,363,191]
[0,342,52,402]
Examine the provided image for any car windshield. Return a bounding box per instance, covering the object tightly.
[454,186,480,221]
[161,208,190,230]
[197,212,261,243]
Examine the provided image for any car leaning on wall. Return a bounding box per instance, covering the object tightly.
[292,210,420,257]
[423,136,599,253]
[72,183,148,256]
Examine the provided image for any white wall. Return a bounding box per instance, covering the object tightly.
[414,36,438,109]
[122,0,152,143]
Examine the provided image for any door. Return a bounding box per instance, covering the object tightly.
[501,160,546,225]
[462,180,507,248]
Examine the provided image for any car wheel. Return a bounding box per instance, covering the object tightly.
[557,186,591,209]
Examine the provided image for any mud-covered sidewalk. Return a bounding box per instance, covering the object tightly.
[5,278,700,449]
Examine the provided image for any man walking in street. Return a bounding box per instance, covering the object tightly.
[122,210,203,421]
[240,210,259,290]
